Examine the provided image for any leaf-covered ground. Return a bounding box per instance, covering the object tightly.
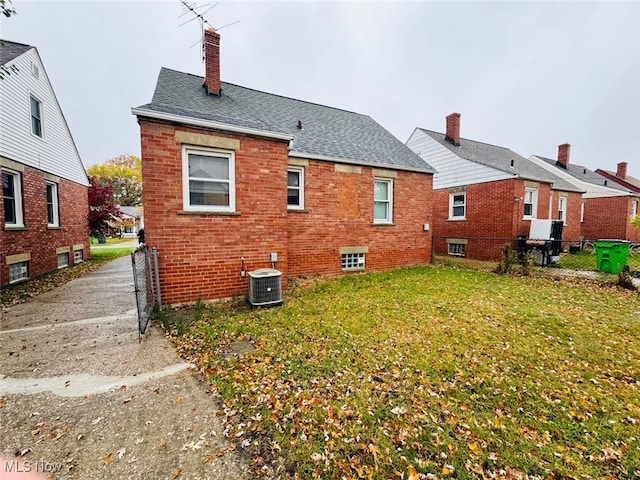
[165,266,640,479]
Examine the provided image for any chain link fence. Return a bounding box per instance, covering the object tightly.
[131,245,161,341]
[433,236,585,264]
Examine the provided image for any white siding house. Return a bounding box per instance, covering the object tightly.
[406,127,511,189]
[0,43,87,185]
[1,40,89,289]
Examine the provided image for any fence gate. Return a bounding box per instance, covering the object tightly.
[131,245,161,341]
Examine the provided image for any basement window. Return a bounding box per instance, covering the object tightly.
[9,261,28,283]
[446,238,468,257]
[448,243,466,257]
[341,252,365,272]
[74,249,83,264]
[57,252,69,268]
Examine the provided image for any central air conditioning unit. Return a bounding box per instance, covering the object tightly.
[248,268,283,308]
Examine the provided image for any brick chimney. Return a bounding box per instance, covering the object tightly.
[445,112,461,146]
[616,161,628,179]
[557,143,570,169]
[203,28,221,96]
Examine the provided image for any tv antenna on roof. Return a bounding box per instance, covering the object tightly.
[179,0,240,50]
[179,0,215,30]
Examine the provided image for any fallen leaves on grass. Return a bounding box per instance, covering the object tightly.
[168,265,640,479]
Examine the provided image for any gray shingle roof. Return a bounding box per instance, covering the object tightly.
[0,40,32,65]
[534,156,631,193]
[136,68,435,174]
[419,129,584,193]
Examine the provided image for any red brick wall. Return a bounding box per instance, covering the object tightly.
[432,179,558,260]
[582,196,640,242]
[139,120,434,304]
[1,164,88,288]
[287,163,433,276]
[139,120,291,305]
[549,191,582,244]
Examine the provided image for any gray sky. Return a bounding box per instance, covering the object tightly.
[2,0,639,178]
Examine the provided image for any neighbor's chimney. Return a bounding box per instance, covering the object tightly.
[204,28,221,96]
[557,143,571,169]
[616,161,628,179]
[445,112,461,146]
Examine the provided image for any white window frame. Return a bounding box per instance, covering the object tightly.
[341,252,365,271]
[631,199,638,219]
[449,192,466,220]
[373,178,393,224]
[74,249,83,264]
[580,201,585,223]
[523,188,537,219]
[182,146,235,212]
[2,169,24,227]
[30,94,43,138]
[557,196,567,225]
[287,166,304,210]
[46,181,60,227]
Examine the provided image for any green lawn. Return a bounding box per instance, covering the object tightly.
[556,248,640,272]
[90,236,137,246]
[165,266,640,479]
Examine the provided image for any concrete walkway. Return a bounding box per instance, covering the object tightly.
[0,255,249,479]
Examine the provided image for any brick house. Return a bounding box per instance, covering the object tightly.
[132,29,435,305]
[530,145,640,242]
[406,113,583,261]
[596,162,640,195]
[1,41,89,288]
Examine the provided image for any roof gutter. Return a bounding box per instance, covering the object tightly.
[131,107,294,142]
[288,151,436,175]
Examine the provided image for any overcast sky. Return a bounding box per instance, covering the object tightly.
[2,0,639,178]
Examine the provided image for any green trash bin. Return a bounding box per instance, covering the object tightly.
[594,239,631,274]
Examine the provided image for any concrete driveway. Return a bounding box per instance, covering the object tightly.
[0,253,249,479]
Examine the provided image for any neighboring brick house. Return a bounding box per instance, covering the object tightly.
[596,162,640,195]
[1,40,89,288]
[530,145,640,242]
[406,113,583,261]
[132,29,436,305]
